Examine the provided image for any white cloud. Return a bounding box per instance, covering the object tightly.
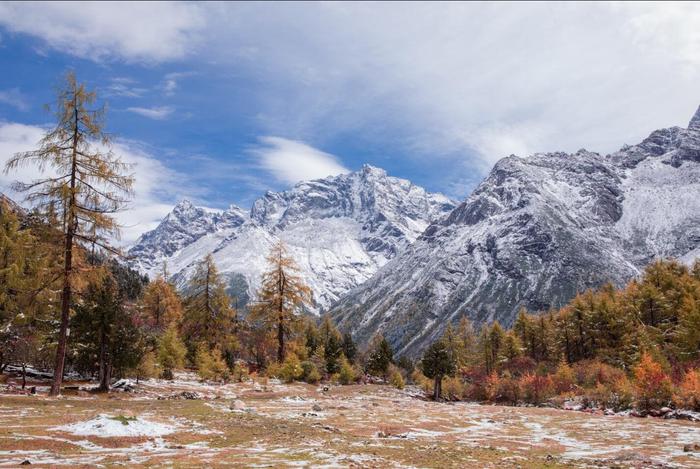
[126,106,174,120]
[195,2,700,176]
[104,78,147,98]
[0,88,29,111]
[0,2,204,62]
[250,136,349,185]
[0,121,189,245]
[2,2,700,199]
[161,71,197,96]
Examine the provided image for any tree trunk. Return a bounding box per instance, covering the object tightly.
[50,98,78,397]
[21,363,26,390]
[50,228,73,396]
[277,316,285,363]
[98,322,110,392]
[433,375,442,401]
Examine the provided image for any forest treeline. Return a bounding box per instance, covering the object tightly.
[417,258,700,412]
[1,73,699,415]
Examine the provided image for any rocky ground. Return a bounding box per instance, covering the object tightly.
[1,373,699,468]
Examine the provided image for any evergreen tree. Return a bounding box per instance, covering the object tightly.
[318,315,343,374]
[341,332,357,364]
[249,241,312,362]
[303,319,321,355]
[71,275,141,391]
[4,72,134,395]
[366,334,394,380]
[501,331,523,363]
[325,330,343,375]
[421,339,456,400]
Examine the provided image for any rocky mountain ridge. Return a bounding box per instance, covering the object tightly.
[330,106,700,356]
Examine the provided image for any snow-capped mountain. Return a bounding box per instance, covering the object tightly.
[129,165,455,310]
[331,106,700,357]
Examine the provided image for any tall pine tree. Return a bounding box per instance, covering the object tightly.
[4,72,133,395]
[249,241,311,362]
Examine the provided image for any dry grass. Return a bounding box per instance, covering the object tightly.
[0,374,699,467]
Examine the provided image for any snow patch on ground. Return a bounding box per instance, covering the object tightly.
[53,414,177,437]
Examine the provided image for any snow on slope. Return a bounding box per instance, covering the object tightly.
[129,165,455,312]
[331,106,700,357]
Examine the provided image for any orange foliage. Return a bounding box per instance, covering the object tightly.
[674,369,700,411]
[633,353,673,411]
[519,373,553,404]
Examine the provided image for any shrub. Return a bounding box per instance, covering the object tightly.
[591,375,634,412]
[338,356,358,385]
[410,369,433,396]
[442,376,466,401]
[552,360,576,395]
[135,351,158,382]
[574,360,625,388]
[157,325,187,380]
[301,360,321,384]
[231,361,249,383]
[484,372,501,402]
[498,372,522,405]
[633,352,673,411]
[196,344,230,383]
[277,354,304,383]
[674,369,700,411]
[520,373,553,405]
[388,365,405,390]
[501,355,537,378]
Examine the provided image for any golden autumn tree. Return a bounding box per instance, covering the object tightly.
[181,254,237,358]
[3,72,133,396]
[250,241,312,363]
[140,276,183,332]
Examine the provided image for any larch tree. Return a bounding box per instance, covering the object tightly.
[3,72,134,395]
[140,276,183,332]
[250,241,312,363]
[182,254,237,357]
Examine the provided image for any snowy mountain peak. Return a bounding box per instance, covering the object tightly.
[331,109,700,357]
[129,166,455,312]
[690,104,700,130]
[360,164,386,177]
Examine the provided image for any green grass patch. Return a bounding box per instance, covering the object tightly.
[109,415,138,425]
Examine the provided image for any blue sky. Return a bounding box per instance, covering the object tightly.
[0,2,699,243]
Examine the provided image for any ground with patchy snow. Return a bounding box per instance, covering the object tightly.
[1,373,699,467]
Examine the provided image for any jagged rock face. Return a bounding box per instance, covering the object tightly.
[331,110,700,357]
[128,165,455,311]
[129,200,247,273]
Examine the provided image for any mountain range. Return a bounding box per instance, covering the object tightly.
[130,106,700,355]
[128,165,455,310]
[330,106,700,356]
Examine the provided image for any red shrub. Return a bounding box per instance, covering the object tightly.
[520,373,553,405]
[633,353,673,411]
[674,369,700,411]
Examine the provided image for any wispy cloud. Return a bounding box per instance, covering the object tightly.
[161,71,197,96]
[250,136,349,185]
[0,2,204,63]
[0,121,196,244]
[126,106,174,120]
[104,77,147,98]
[0,88,29,111]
